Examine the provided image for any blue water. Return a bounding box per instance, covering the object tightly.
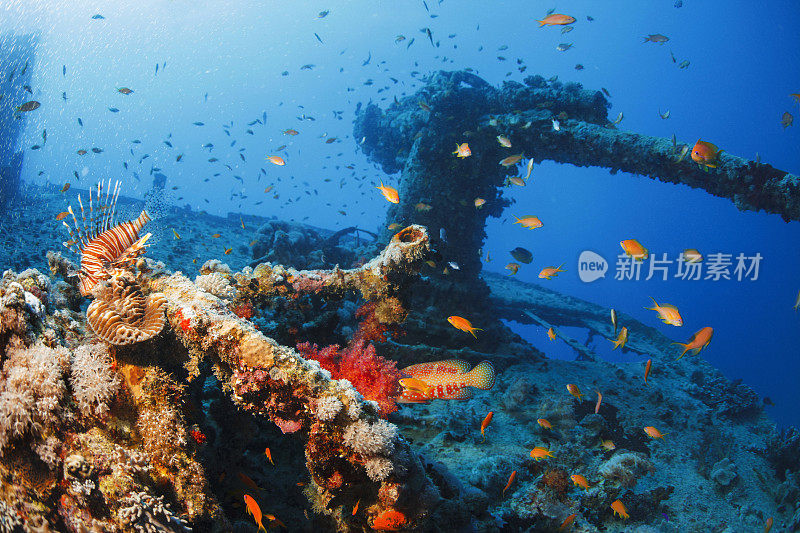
[3,1,799,426]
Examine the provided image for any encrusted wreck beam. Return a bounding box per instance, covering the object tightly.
[354,70,799,280]
[149,225,438,531]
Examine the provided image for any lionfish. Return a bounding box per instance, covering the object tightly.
[60,180,152,296]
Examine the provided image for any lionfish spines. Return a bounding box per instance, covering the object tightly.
[59,180,153,296]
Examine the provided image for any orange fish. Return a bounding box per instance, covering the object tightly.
[643,426,665,439]
[225,248,233,255]
[530,446,554,461]
[570,474,589,490]
[594,390,602,414]
[474,198,486,208]
[499,154,523,167]
[646,297,683,326]
[558,513,577,531]
[387,222,402,230]
[453,142,471,158]
[376,181,400,203]
[372,509,406,531]
[674,326,713,359]
[610,326,628,350]
[265,447,273,465]
[502,470,516,497]
[497,135,512,147]
[212,233,220,238]
[508,176,526,187]
[691,140,722,169]
[264,186,274,193]
[414,202,433,212]
[447,315,482,337]
[480,411,493,442]
[600,439,616,451]
[282,128,299,135]
[611,499,629,519]
[398,360,495,403]
[566,383,583,400]
[620,239,648,260]
[56,211,69,221]
[644,359,652,384]
[537,14,576,26]
[683,248,703,263]
[547,327,556,340]
[506,262,520,275]
[238,472,262,492]
[513,216,543,229]
[61,182,70,193]
[352,499,360,516]
[539,264,565,279]
[764,517,773,533]
[537,418,552,429]
[267,155,285,166]
[77,149,87,155]
[244,494,267,532]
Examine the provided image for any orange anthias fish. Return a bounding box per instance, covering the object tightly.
[499,154,523,167]
[537,14,576,26]
[56,211,69,221]
[691,139,723,169]
[646,297,683,326]
[673,326,713,359]
[265,447,273,465]
[610,326,628,350]
[611,499,629,519]
[267,155,286,166]
[539,264,565,279]
[481,411,494,442]
[506,262,520,275]
[643,426,665,439]
[600,439,616,451]
[502,470,517,497]
[558,513,577,531]
[244,494,267,532]
[530,446,554,461]
[497,135,512,147]
[594,390,602,414]
[372,509,406,531]
[397,359,495,403]
[282,128,299,135]
[453,142,471,158]
[620,239,649,260]
[566,384,583,400]
[474,198,486,208]
[537,418,552,429]
[644,359,652,384]
[547,327,556,341]
[447,315,483,337]
[764,516,774,533]
[513,216,543,229]
[376,181,400,204]
[570,474,589,490]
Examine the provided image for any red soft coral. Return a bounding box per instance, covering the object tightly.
[352,301,390,344]
[297,340,401,416]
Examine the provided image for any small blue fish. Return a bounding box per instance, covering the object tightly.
[91,14,105,19]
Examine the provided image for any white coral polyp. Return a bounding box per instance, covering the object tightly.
[194,272,236,299]
[70,344,120,418]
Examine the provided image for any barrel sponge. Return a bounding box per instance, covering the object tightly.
[343,419,398,456]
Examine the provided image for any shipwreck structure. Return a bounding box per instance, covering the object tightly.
[354,70,800,281]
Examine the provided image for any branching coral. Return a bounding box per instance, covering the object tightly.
[117,491,192,533]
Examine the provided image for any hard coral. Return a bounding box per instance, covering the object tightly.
[538,468,570,498]
[297,340,401,416]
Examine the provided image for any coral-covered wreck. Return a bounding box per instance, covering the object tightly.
[1,68,799,533]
